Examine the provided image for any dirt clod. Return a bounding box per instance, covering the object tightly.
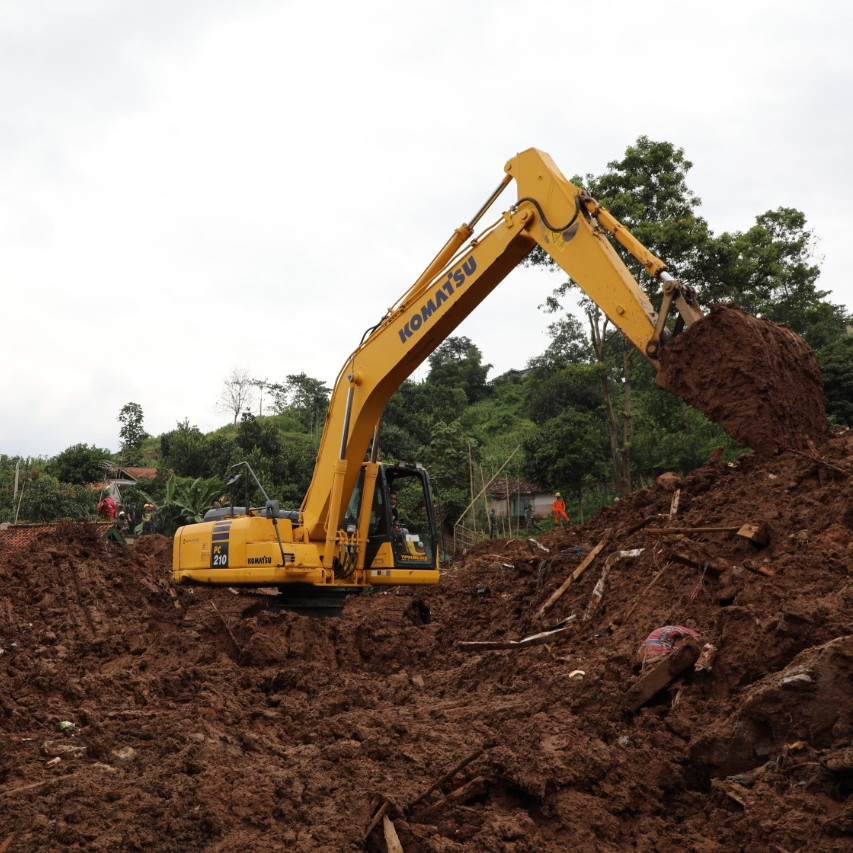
[657,303,829,456]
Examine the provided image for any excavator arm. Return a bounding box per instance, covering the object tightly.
[300,148,704,550]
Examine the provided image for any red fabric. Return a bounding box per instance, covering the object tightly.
[97,497,117,519]
[637,625,700,667]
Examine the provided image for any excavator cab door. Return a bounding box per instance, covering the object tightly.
[362,465,438,570]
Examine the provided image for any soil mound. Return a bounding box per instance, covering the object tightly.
[2,433,853,851]
[656,303,829,456]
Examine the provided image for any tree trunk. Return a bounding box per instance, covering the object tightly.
[619,346,634,496]
[588,308,633,497]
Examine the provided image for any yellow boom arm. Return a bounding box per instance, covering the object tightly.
[300,148,703,548]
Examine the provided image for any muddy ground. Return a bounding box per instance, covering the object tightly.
[2,426,853,851]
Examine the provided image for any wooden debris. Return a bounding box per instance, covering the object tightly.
[363,799,390,841]
[742,560,775,578]
[534,537,608,620]
[382,815,403,853]
[736,522,770,545]
[0,775,74,797]
[623,639,700,713]
[621,515,658,537]
[583,549,643,622]
[406,748,485,812]
[414,776,487,819]
[645,525,741,536]
[821,745,853,774]
[458,618,576,651]
[711,778,747,808]
[671,550,729,573]
[695,643,718,672]
[668,489,681,521]
[647,520,770,545]
[789,446,849,477]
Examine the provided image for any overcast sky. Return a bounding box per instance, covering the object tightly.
[2,0,851,458]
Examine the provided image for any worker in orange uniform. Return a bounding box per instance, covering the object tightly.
[552,492,570,527]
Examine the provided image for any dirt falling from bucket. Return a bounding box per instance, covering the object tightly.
[655,303,829,456]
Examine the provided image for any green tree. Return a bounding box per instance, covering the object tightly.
[418,420,478,533]
[699,208,846,349]
[135,473,222,537]
[160,420,210,478]
[526,315,593,375]
[426,336,492,404]
[15,474,95,522]
[523,410,610,508]
[118,402,146,454]
[46,443,112,485]
[282,373,331,434]
[384,379,467,447]
[818,335,853,426]
[528,364,603,425]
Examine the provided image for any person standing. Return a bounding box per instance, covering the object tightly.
[141,503,156,535]
[552,492,570,527]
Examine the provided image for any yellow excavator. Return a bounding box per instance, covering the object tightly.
[172,148,704,609]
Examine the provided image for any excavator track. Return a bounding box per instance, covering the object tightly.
[240,584,355,617]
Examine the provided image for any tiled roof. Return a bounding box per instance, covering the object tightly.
[115,467,158,481]
[487,476,546,498]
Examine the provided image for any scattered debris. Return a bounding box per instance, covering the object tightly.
[406,748,486,814]
[534,536,609,620]
[458,619,576,651]
[624,639,701,713]
[695,643,718,672]
[582,549,643,621]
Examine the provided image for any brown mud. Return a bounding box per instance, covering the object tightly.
[656,303,829,456]
[2,426,853,851]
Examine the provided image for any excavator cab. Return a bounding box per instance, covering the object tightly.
[344,464,439,573]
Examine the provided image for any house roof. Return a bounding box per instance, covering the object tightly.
[109,467,158,482]
[487,476,546,499]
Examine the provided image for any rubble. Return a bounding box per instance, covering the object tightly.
[1,428,852,849]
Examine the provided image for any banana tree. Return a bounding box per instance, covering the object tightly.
[136,473,222,537]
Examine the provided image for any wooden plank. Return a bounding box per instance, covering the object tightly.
[363,800,390,841]
[534,537,608,620]
[668,489,681,520]
[458,619,575,651]
[382,815,403,853]
[623,640,700,712]
[736,522,770,545]
[645,526,740,535]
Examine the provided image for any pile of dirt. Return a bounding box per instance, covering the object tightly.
[2,429,852,851]
[656,303,829,456]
